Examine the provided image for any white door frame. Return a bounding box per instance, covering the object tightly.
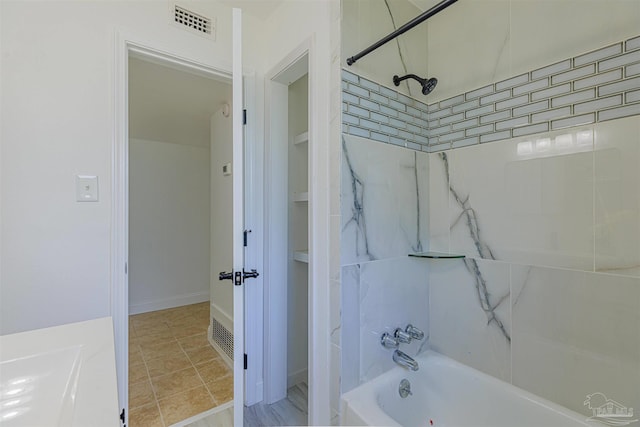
[111,31,262,423]
[263,36,331,424]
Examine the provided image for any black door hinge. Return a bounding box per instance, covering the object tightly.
[243,109,247,125]
[120,408,126,425]
[243,229,252,247]
[244,353,248,370]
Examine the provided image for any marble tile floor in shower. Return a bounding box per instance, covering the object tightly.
[128,302,233,427]
[186,382,308,427]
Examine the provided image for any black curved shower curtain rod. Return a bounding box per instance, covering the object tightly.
[346,0,459,66]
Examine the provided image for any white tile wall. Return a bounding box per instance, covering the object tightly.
[511,266,640,416]
[340,135,430,393]
[427,115,640,421]
[594,117,640,277]
[429,257,511,382]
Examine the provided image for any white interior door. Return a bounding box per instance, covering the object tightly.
[232,8,244,427]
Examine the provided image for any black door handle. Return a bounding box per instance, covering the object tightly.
[219,269,260,283]
[243,269,259,280]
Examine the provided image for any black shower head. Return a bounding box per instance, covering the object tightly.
[421,77,438,95]
[393,74,438,96]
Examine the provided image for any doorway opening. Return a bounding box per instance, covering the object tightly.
[127,54,235,426]
[259,50,310,425]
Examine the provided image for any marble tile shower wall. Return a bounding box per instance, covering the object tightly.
[340,33,640,422]
[341,37,640,422]
[340,134,430,395]
[339,121,640,417]
[342,35,640,152]
[428,115,640,418]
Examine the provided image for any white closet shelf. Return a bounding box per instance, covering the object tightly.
[293,192,309,202]
[293,250,309,263]
[294,131,309,145]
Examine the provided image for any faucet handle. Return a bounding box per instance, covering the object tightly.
[381,332,399,349]
[394,328,412,344]
[405,324,424,340]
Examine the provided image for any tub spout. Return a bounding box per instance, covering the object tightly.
[393,350,419,371]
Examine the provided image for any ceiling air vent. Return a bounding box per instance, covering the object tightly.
[174,5,214,37]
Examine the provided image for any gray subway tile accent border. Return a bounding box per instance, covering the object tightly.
[513,78,549,96]
[532,60,571,79]
[513,100,549,116]
[495,116,529,131]
[466,84,494,100]
[452,99,480,114]
[551,89,596,107]
[496,94,529,111]
[626,35,640,52]
[531,106,572,123]
[597,103,640,122]
[598,50,640,72]
[480,130,512,143]
[574,44,622,67]
[552,64,595,85]
[341,35,640,153]
[627,63,640,77]
[452,118,479,131]
[574,69,622,90]
[531,83,572,101]
[574,95,622,114]
[340,70,430,149]
[496,73,529,91]
[512,123,549,137]
[439,94,465,109]
[480,89,511,105]
[466,104,494,118]
[452,136,480,149]
[480,110,511,124]
[599,76,640,97]
[551,113,596,130]
[626,89,640,104]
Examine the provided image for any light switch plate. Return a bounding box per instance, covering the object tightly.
[76,175,98,202]
[222,162,232,176]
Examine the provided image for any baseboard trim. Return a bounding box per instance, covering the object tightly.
[210,301,233,331]
[129,291,209,315]
[287,368,308,388]
[168,400,233,427]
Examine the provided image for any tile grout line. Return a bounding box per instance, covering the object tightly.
[143,323,167,427]
[181,339,220,407]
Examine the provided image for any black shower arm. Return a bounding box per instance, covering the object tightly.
[393,74,425,86]
[346,0,458,66]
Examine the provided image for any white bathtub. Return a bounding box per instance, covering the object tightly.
[341,351,599,426]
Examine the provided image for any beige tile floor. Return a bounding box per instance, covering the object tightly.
[128,302,233,427]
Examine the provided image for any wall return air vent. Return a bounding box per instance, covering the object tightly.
[211,317,233,360]
[173,5,215,38]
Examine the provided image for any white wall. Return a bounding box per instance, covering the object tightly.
[209,105,233,330]
[128,138,210,314]
[260,1,337,423]
[0,0,249,335]
[0,0,336,421]
[128,56,232,148]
